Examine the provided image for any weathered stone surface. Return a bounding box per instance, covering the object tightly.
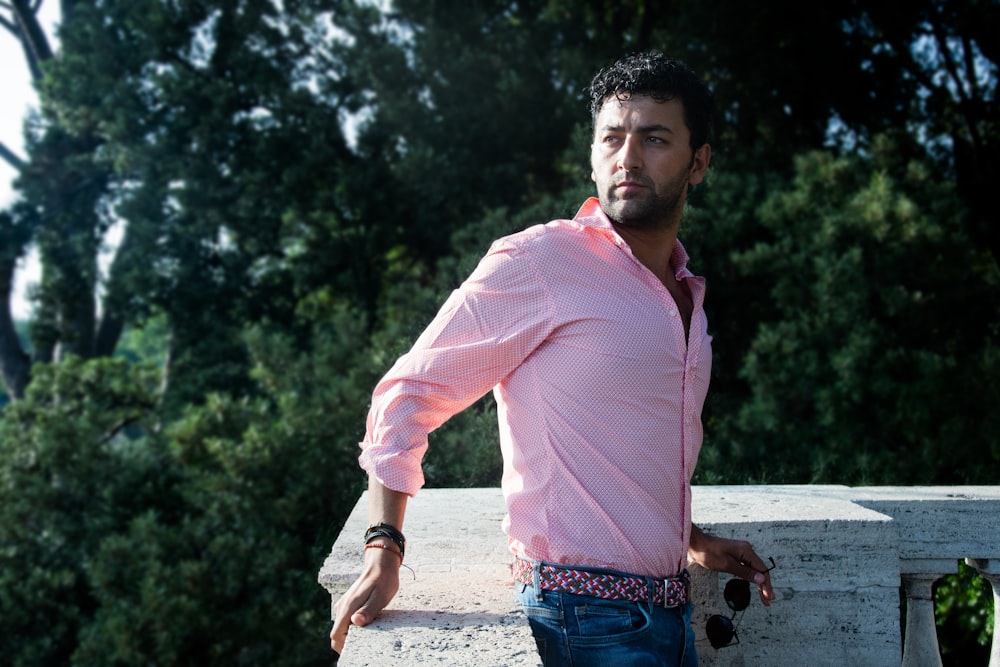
[692,486,901,666]
[319,485,999,666]
[319,488,539,666]
[332,570,539,666]
[846,486,1000,562]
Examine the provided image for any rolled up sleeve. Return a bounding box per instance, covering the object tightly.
[358,238,553,495]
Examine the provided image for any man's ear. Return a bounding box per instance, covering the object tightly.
[689,144,712,185]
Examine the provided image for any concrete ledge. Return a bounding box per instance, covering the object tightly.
[319,488,539,666]
[691,485,901,666]
[847,486,1000,561]
[320,486,999,666]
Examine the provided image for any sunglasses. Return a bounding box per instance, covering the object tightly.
[705,557,777,649]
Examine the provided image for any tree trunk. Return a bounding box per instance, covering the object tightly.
[0,257,31,400]
[0,0,55,399]
[11,0,53,80]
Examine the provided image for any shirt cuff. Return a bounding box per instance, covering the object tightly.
[357,443,425,497]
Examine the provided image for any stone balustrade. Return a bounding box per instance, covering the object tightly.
[318,485,1000,666]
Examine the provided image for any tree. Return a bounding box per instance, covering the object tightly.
[67,310,373,666]
[1,0,61,398]
[0,356,165,666]
[0,312,374,665]
[697,137,1000,485]
[0,0,995,660]
[325,0,581,263]
[1,0,384,410]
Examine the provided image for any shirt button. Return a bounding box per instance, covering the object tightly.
[669,309,678,317]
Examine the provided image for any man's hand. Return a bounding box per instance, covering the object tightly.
[330,478,409,656]
[330,546,402,655]
[688,524,776,606]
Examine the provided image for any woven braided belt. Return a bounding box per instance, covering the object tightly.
[513,558,690,608]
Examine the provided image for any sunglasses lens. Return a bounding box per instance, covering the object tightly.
[708,559,774,649]
[723,578,751,612]
[706,614,735,649]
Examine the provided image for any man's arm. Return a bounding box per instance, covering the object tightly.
[688,523,776,605]
[329,241,553,657]
[330,476,409,655]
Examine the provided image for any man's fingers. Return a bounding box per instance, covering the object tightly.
[741,562,764,584]
[330,623,347,656]
[733,550,776,606]
[330,616,349,654]
[739,558,776,606]
[690,531,777,607]
[757,570,777,606]
[330,592,360,653]
[330,585,392,655]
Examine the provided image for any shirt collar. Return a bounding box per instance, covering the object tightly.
[573,197,694,278]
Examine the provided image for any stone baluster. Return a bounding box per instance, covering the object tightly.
[966,558,999,667]
[901,559,957,667]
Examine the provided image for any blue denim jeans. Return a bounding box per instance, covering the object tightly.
[515,578,698,666]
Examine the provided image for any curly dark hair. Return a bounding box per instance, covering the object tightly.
[588,51,715,151]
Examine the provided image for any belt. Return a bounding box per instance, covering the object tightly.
[513,558,690,608]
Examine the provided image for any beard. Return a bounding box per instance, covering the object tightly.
[599,172,688,231]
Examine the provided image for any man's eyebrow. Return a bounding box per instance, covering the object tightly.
[597,123,675,134]
[637,124,675,134]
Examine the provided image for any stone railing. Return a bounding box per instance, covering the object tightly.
[318,486,1000,666]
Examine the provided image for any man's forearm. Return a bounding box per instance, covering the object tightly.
[689,523,706,552]
[367,475,409,533]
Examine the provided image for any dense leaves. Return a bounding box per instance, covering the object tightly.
[695,139,1000,485]
[0,309,370,665]
[0,357,166,666]
[0,0,996,663]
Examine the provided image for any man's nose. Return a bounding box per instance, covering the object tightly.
[617,136,642,172]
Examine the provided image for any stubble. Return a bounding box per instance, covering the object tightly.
[600,172,688,231]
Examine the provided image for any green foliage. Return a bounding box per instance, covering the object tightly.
[114,312,168,366]
[0,356,166,666]
[422,399,502,489]
[74,303,375,666]
[329,0,581,263]
[936,561,994,665]
[0,304,374,665]
[690,139,1000,485]
[20,0,373,409]
[2,0,996,661]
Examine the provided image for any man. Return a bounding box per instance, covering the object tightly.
[331,51,775,665]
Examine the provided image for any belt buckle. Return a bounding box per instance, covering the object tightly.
[662,573,690,609]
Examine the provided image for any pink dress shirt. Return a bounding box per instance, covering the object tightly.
[359,197,712,578]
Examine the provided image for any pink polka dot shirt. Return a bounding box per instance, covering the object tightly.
[359,197,712,578]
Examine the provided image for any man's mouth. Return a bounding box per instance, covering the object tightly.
[614,181,647,195]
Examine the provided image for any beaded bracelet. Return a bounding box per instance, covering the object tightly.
[365,543,403,561]
[364,522,406,559]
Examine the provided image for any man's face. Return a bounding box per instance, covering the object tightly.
[590,95,710,230]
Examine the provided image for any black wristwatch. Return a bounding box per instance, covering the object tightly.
[364,522,406,558]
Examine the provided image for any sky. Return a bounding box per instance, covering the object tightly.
[3,1,59,319]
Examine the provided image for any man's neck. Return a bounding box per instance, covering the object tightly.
[613,221,693,339]
[611,222,680,284]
